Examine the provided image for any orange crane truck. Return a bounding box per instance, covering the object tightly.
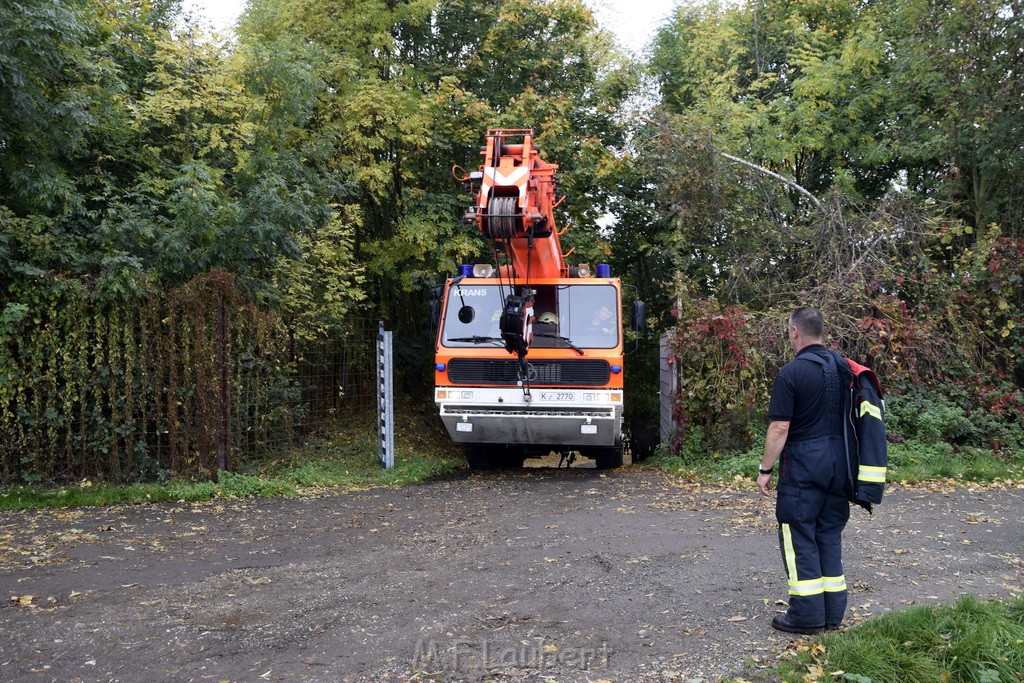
[433,129,645,469]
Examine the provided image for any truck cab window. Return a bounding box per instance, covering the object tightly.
[441,286,503,346]
[561,285,618,349]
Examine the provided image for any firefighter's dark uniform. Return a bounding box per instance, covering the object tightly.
[767,344,852,629]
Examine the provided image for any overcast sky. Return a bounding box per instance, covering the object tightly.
[181,0,679,54]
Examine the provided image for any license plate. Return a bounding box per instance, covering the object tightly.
[539,391,576,401]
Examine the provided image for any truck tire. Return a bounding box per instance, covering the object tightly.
[627,414,659,462]
[464,445,497,470]
[464,445,524,470]
[593,444,624,469]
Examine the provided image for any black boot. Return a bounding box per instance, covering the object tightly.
[772,614,824,635]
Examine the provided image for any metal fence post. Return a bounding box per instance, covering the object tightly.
[216,287,231,474]
[376,321,395,469]
[660,332,677,444]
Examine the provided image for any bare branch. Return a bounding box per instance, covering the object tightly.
[720,152,823,211]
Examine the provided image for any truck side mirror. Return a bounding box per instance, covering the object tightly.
[631,300,647,332]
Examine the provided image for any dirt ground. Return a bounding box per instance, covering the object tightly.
[1,464,1022,683]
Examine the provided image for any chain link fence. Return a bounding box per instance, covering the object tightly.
[0,272,380,484]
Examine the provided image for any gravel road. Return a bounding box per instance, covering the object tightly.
[2,466,1022,682]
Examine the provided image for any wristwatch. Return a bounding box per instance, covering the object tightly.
[758,466,774,475]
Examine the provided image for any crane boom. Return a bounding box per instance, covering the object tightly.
[463,129,566,279]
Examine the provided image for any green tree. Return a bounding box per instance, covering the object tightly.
[239,0,635,334]
[2,0,363,316]
[1,0,109,215]
[100,32,323,285]
[650,0,894,206]
[878,0,1024,233]
[650,0,1024,234]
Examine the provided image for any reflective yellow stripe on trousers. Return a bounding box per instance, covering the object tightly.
[781,523,825,596]
[822,575,847,592]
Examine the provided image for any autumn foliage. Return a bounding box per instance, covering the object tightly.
[647,0,1023,457]
[663,201,1024,454]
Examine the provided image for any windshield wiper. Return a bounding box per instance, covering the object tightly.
[447,336,505,344]
[533,333,585,355]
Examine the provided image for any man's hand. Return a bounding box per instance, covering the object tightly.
[757,472,773,497]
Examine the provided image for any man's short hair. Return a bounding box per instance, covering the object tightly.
[789,307,825,339]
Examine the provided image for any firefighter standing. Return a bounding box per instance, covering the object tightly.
[757,307,853,635]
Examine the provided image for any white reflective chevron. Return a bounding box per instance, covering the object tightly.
[485,166,529,186]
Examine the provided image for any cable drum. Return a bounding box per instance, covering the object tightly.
[486,196,518,238]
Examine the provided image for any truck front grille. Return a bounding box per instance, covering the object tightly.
[447,359,610,386]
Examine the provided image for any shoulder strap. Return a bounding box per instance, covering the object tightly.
[796,349,842,422]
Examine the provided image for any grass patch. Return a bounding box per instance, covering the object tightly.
[0,449,463,510]
[655,428,1024,683]
[0,405,464,510]
[0,473,299,509]
[649,426,1024,485]
[772,595,1024,683]
[648,424,768,482]
[888,440,1024,483]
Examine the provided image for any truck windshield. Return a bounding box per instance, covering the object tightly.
[441,284,619,349]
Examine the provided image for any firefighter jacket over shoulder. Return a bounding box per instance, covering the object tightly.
[845,359,887,512]
[797,353,888,512]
